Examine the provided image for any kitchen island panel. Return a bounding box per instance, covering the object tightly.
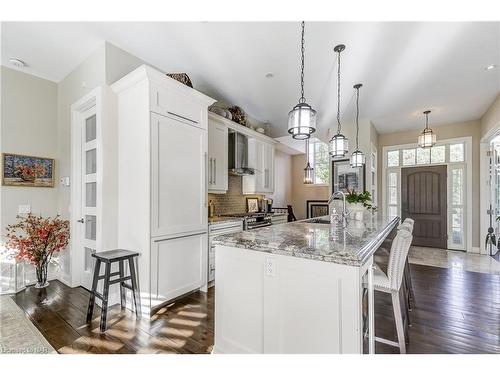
[214,244,371,354]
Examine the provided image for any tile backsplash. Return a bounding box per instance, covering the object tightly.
[208,175,264,215]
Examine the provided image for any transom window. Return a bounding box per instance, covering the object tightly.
[384,140,468,251]
[308,138,330,185]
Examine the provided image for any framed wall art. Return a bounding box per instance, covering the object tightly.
[246,197,259,213]
[331,158,365,193]
[2,153,55,188]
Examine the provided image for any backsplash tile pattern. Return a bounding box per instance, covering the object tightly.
[208,175,264,215]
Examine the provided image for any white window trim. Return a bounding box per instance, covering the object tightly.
[307,138,330,186]
[382,136,472,252]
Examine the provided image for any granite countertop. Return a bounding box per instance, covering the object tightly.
[213,214,400,266]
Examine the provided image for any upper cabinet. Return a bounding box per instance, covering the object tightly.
[208,116,228,193]
[242,138,275,195]
[208,112,276,195]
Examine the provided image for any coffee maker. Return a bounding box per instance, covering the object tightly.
[262,198,273,213]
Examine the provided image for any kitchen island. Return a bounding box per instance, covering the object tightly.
[212,213,399,354]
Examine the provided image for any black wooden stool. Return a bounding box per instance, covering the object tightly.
[86,249,141,332]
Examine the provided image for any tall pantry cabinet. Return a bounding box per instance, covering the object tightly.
[112,65,215,315]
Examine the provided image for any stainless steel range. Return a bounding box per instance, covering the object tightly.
[221,212,272,230]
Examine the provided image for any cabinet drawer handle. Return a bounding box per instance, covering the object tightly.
[209,158,213,185]
[167,111,198,124]
[214,159,216,185]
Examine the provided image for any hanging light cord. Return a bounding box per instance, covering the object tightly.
[425,112,429,130]
[336,49,342,134]
[355,86,360,149]
[299,21,306,103]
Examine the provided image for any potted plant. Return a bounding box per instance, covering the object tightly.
[5,214,69,288]
[345,190,375,220]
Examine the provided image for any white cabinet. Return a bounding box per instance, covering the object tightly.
[243,139,275,194]
[151,112,207,237]
[151,233,207,303]
[208,119,228,193]
[112,65,215,315]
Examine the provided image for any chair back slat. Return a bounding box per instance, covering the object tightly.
[387,229,413,290]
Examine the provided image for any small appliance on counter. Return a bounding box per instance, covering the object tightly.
[208,200,215,218]
[262,198,273,213]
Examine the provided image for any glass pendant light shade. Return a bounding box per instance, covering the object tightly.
[303,162,314,184]
[288,21,316,140]
[288,102,317,140]
[329,44,348,157]
[350,83,365,168]
[303,138,314,184]
[329,133,349,158]
[350,150,365,167]
[418,110,436,148]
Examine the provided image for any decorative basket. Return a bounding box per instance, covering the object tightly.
[227,106,246,126]
[166,73,193,88]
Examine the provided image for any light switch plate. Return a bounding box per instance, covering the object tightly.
[60,176,70,187]
[18,205,31,214]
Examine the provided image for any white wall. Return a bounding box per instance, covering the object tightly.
[1,66,59,231]
[268,150,292,207]
[1,66,59,282]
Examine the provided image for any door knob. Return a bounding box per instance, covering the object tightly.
[77,218,85,223]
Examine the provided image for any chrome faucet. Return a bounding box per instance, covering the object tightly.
[328,190,349,227]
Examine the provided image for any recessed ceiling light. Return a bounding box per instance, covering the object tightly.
[485,64,497,70]
[9,58,26,68]
[265,72,274,79]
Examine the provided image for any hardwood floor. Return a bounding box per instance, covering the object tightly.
[11,263,500,354]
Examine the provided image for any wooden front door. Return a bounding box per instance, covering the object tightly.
[401,165,447,248]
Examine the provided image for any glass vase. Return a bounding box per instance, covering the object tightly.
[34,261,49,289]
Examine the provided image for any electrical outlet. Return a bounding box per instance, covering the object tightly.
[265,258,276,277]
[18,205,31,214]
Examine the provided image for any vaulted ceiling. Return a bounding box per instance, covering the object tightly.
[2,22,499,138]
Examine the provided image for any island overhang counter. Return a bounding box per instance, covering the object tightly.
[212,214,400,354]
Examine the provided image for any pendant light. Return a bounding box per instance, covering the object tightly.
[350,83,365,167]
[303,138,314,184]
[329,44,348,158]
[418,110,436,148]
[288,21,317,140]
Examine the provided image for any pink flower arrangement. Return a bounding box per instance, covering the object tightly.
[5,214,70,287]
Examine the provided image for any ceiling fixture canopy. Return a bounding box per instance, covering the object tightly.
[350,83,365,168]
[288,21,317,140]
[418,110,436,148]
[329,44,348,158]
[303,138,314,184]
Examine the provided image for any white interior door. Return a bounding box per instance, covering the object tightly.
[79,108,99,289]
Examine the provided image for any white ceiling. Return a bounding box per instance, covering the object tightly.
[2,22,499,137]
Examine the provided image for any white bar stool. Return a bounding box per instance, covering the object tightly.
[365,228,413,353]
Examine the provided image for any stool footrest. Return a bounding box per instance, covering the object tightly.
[98,271,120,280]
[109,276,132,286]
[91,291,105,302]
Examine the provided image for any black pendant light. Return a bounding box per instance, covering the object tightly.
[329,44,348,157]
[303,138,314,184]
[288,21,317,140]
[418,110,436,148]
[350,83,365,168]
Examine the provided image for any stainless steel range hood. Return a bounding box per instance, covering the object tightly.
[228,130,255,176]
